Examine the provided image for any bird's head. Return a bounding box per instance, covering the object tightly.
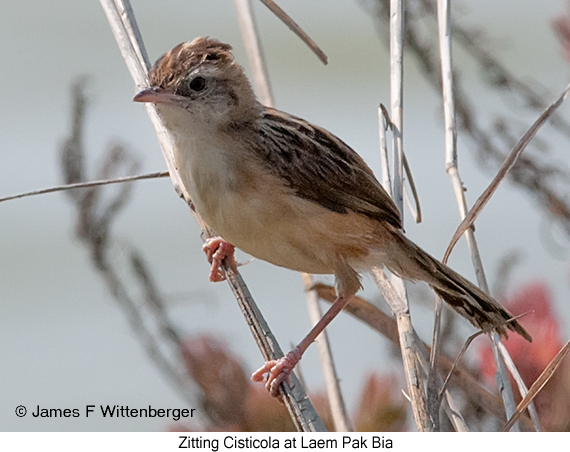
[134,37,259,125]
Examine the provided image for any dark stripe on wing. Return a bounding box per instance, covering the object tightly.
[252,108,402,229]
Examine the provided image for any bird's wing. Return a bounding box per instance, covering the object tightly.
[250,108,402,230]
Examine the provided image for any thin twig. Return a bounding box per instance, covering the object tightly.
[369,268,430,431]
[0,171,169,204]
[99,0,324,432]
[257,0,328,64]
[232,0,274,106]
[444,0,532,431]
[431,0,523,430]
[402,153,422,223]
[387,0,431,431]
[378,105,420,222]
[303,276,353,432]
[427,289,443,431]
[443,84,570,262]
[496,341,542,431]
[491,333,519,431]
[437,311,533,406]
[438,329,484,406]
[428,0,456,431]
[378,104,393,197]
[390,0,404,216]
[501,339,570,432]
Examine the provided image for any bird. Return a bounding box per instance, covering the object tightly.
[133,37,531,397]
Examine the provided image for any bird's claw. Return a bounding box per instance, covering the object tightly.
[251,347,302,398]
[202,237,237,282]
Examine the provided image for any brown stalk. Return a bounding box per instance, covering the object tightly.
[0,172,169,204]
[501,339,570,432]
[384,0,430,432]
[444,84,570,263]
[257,0,328,64]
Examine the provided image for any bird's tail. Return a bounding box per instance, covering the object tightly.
[384,232,532,341]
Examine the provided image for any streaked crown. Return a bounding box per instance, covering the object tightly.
[146,37,259,123]
[148,37,236,90]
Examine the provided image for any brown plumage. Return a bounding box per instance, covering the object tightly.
[135,37,531,396]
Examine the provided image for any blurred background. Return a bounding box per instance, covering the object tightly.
[1,0,569,431]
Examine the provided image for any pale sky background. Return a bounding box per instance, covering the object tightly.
[1,0,569,431]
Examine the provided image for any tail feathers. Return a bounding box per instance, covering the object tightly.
[387,234,532,342]
[430,266,532,342]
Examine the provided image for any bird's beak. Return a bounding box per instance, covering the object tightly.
[133,86,176,104]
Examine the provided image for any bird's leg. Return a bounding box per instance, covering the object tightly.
[251,294,352,397]
[202,237,237,282]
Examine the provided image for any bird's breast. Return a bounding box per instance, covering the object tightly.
[167,125,319,271]
[165,115,380,276]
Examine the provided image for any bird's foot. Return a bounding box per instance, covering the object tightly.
[251,347,302,398]
[202,237,236,282]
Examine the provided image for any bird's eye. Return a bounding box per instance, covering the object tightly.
[189,76,206,92]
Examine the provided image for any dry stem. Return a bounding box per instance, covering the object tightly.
[257,0,328,64]
[435,0,524,430]
[0,172,168,204]
[99,0,324,432]
[385,0,431,431]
